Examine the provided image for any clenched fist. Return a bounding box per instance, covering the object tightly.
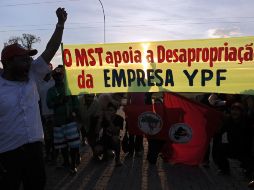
[56,7,67,25]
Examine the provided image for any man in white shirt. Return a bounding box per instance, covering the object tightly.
[0,7,67,190]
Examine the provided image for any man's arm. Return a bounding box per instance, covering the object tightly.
[41,7,67,64]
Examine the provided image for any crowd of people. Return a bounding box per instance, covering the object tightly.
[0,7,254,190]
[40,87,254,188]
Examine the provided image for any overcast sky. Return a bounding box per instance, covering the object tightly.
[0,0,254,67]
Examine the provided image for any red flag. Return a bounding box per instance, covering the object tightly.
[162,92,222,165]
[125,104,167,138]
[125,105,153,136]
[125,102,186,140]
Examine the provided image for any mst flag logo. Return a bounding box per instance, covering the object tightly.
[169,123,192,143]
[138,112,163,135]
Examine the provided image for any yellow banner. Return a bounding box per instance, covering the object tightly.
[62,36,254,95]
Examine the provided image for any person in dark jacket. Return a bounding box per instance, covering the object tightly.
[213,102,253,175]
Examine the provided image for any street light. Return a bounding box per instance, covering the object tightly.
[98,0,106,43]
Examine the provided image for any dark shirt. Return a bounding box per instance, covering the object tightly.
[47,86,80,126]
[217,116,253,155]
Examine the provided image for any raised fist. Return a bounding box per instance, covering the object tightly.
[56,7,67,24]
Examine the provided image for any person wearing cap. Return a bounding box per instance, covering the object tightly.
[212,102,253,175]
[0,8,67,190]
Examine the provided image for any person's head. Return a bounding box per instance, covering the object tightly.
[1,43,37,81]
[57,64,64,69]
[52,65,64,83]
[43,63,53,82]
[230,102,245,120]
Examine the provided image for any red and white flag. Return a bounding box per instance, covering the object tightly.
[125,92,222,165]
[162,92,222,165]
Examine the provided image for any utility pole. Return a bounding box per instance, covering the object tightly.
[98,0,106,43]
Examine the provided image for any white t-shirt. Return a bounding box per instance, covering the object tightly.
[0,56,50,153]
